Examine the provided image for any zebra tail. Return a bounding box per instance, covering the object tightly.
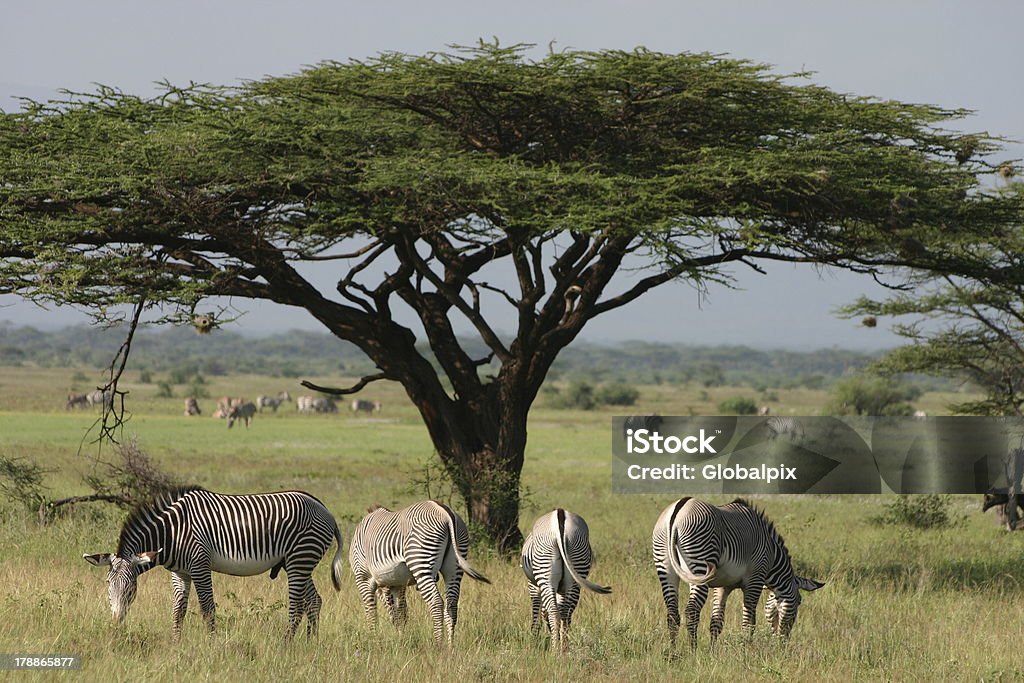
[330,520,345,591]
[553,509,611,594]
[439,502,491,584]
[666,499,716,585]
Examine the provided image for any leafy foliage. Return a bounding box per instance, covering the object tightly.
[717,396,760,415]
[826,374,922,416]
[3,43,1021,546]
[871,495,958,529]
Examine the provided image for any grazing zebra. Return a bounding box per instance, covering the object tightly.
[65,393,89,410]
[311,397,338,414]
[227,401,257,429]
[86,389,112,409]
[766,416,804,442]
[351,399,382,414]
[521,509,611,653]
[653,497,824,650]
[214,396,243,419]
[183,397,201,416]
[257,391,292,413]
[349,500,490,647]
[83,486,344,639]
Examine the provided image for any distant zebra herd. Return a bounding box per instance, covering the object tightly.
[174,391,384,428]
[84,490,823,653]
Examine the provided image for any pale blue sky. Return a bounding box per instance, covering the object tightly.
[2,1,1022,349]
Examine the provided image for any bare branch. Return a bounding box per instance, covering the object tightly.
[300,372,391,396]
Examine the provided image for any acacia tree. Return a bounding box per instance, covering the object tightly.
[2,44,1021,551]
[843,180,1024,416]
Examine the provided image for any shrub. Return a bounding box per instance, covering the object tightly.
[155,381,174,398]
[139,370,153,384]
[826,374,922,416]
[871,495,957,529]
[717,396,759,415]
[596,383,640,406]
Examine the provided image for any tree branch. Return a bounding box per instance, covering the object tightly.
[300,372,391,396]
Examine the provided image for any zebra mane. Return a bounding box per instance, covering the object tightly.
[729,498,790,555]
[116,485,204,555]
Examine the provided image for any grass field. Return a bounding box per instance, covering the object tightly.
[1,367,1022,681]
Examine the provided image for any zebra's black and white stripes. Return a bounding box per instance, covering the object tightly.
[349,500,490,647]
[521,509,611,653]
[84,486,344,639]
[653,497,824,650]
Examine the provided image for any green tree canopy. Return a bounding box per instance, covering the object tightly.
[2,43,1021,549]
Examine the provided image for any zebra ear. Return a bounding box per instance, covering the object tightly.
[131,549,162,566]
[83,553,113,567]
[796,576,825,591]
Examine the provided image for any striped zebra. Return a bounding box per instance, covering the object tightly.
[521,509,611,653]
[349,500,490,647]
[653,497,824,650]
[257,391,292,413]
[83,486,344,640]
[227,401,257,429]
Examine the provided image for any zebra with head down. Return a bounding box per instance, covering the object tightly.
[653,497,824,650]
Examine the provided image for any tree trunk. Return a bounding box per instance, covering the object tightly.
[401,370,529,556]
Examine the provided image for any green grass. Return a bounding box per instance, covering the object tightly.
[0,368,1021,681]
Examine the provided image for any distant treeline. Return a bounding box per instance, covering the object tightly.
[0,323,947,390]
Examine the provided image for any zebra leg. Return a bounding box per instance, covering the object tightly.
[393,586,409,627]
[414,572,446,647]
[563,582,581,630]
[528,583,543,634]
[303,579,322,638]
[709,586,731,646]
[684,584,709,651]
[354,572,378,630]
[764,590,780,635]
[170,571,192,640]
[442,570,464,647]
[539,584,561,653]
[284,570,316,640]
[193,571,217,635]
[739,582,761,640]
[657,568,681,651]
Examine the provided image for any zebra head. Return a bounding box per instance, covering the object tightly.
[83,550,161,623]
[768,574,825,637]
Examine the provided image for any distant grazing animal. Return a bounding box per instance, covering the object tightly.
[214,396,243,419]
[653,497,824,650]
[66,393,89,410]
[83,486,344,639]
[257,392,292,413]
[766,416,804,442]
[913,410,928,418]
[311,397,338,414]
[87,389,113,409]
[982,489,1024,530]
[351,399,382,414]
[350,501,490,647]
[183,398,201,416]
[227,401,257,429]
[296,395,315,413]
[521,509,611,653]
[757,405,771,416]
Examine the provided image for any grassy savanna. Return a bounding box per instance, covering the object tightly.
[1,368,1022,681]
